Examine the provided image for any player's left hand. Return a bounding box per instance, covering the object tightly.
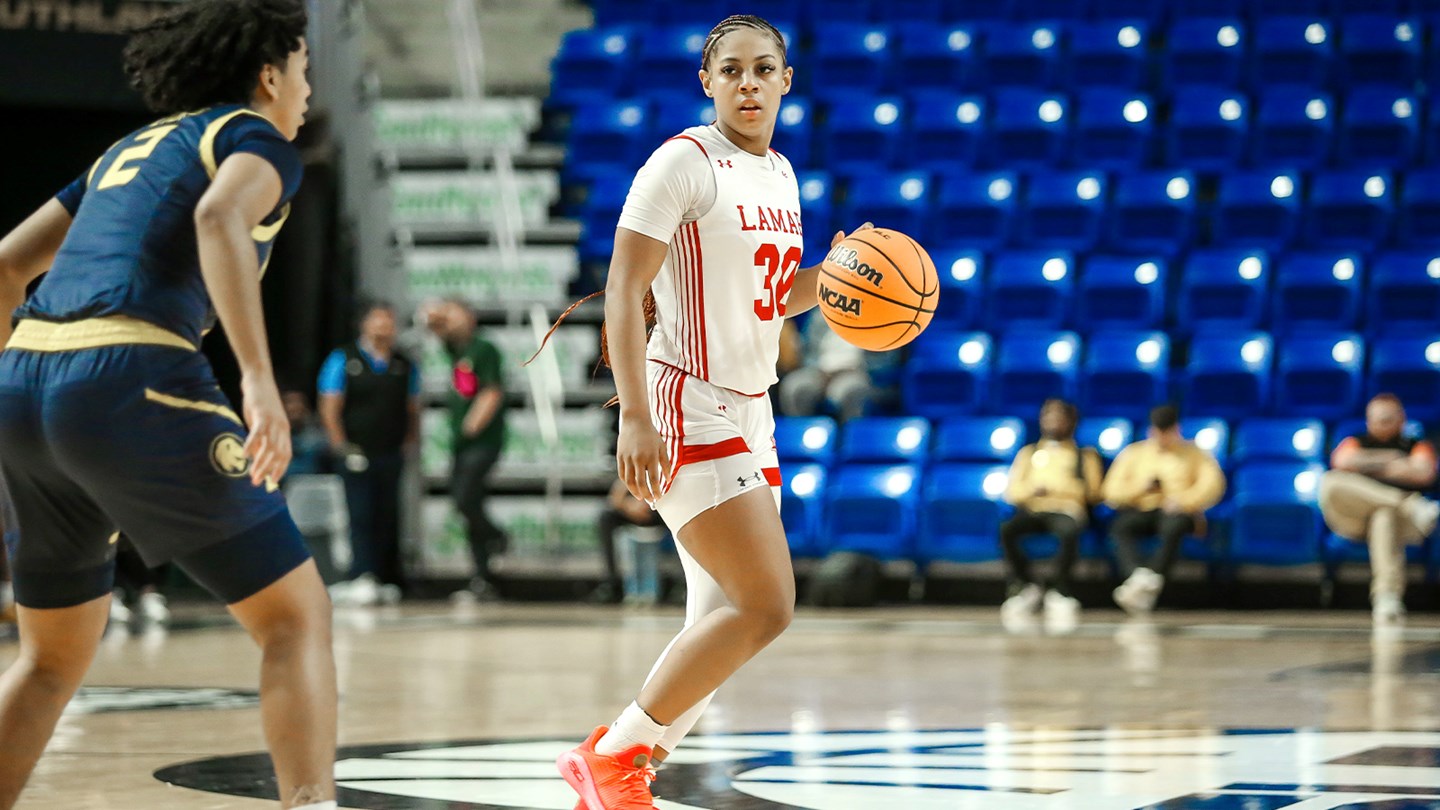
[830,221,874,248]
[241,373,292,488]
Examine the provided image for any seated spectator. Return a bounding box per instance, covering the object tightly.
[999,399,1103,625]
[1320,393,1439,625]
[777,314,878,422]
[0,543,12,625]
[590,478,668,604]
[283,389,330,477]
[1104,405,1226,615]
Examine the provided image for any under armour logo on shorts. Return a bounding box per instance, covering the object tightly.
[736,471,763,488]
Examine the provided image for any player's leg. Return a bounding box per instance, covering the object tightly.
[0,596,111,810]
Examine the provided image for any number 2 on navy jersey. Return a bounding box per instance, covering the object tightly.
[753,243,803,321]
[96,124,178,191]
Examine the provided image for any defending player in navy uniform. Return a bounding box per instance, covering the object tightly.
[0,2,337,809]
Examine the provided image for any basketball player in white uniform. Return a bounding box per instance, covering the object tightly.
[556,15,871,810]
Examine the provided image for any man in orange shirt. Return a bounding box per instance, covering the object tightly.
[1320,393,1438,624]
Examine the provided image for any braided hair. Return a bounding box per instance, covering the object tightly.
[123,0,307,115]
[701,14,788,70]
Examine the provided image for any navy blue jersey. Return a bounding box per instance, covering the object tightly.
[18,105,303,347]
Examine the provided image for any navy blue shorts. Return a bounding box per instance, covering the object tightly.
[0,344,310,608]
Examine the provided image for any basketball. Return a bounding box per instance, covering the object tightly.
[816,227,938,351]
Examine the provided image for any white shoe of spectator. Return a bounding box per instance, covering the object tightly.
[109,591,132,624]
[1043,590,1081,628]
[1402,494,1439,538]
[378,584,402,605]
[330,574,381,607]
[1372,593,1406,625]
[1113,568,1163,616]
[139,592,169,624]
[1000,583,1044,619]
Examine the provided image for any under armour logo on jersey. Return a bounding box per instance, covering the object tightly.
[736,471,763,488]
[717,159,734,168]
[781,170,790,178]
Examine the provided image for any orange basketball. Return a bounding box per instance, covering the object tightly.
[816,227,939,351]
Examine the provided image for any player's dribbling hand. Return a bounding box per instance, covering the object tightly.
[241,374,292,488]
[616,412,669,505]
[830,221,875,248]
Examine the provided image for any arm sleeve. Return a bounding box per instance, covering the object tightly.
[1177,450,1227,513]
[316,350,348,396]
[54,168,90,216]
[1004,446,1034,506]
[615,137,716,244]
[216,115,305,203]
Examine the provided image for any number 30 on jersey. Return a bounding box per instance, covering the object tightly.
[753,243,803,321]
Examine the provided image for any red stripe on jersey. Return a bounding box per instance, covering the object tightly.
[679,223,697,376]
[677,436,751,466]
[689,221,709,380]
[671,232,690,377]
[763,467,783,487]
[667,135,710,159]
[687,222,703,377]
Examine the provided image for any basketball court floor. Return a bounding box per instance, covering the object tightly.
[4,603,1440,809]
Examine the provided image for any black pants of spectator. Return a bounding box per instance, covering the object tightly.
[597,506,666,592]
[340,451,406,589]
[114,537,167,598]
[1110,509,1197,579]
[1000,510,1082,597]
[452,444,507,585]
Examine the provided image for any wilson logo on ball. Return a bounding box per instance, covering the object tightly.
[819,283,862,316]
[824,245,884,287]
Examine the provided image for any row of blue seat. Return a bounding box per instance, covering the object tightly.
[592,0,1440,27]
[562,89,1436,177]
[556,17,1436,100]
[900,330,1440,421]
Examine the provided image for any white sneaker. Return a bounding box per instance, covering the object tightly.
[138,592,169,624]
[1373,593,1406,625]
[330,574,381,607]
[378,584,402,605]
[1001,583,1045,618]
[1402,494,1440,538]
[1044,590,1081,618]
[109,591,132,624]
[1114,568,1163,616]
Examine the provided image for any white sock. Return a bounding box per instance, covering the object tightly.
[291,802,337,810]
[596,701,668,757]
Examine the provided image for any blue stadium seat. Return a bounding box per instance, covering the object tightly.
[576,168,632,264]
[990,92,1070,168]
[812,24,895,92]
[588,0,647,25]
[917,464,1009,564]
[827,464,920,559]
[1304,171,1393,251]
[839,417,932,465]
[1188,418,1232,469]
[1167,87,1250,170]
[774,416,838,466]
[1338,16,1422,87]
[797,172,835,266]
[1250,0,1332,16]
[567,100,651,173]
[1368,251,1440,335]
[1274,333,1365,420]
[1339,92,1419,169]
[1108,172,1196,257]
[909,92,986,172]
[935,171,1018,251]
[988,251,1075,329]
[1368,335,1440,421]
[1076,416,1134,461]
[902,331,993,418]
[646,93,714,145]
[1019,172,1107,251]
[637,25,708,79]
[928,247,984,331]
[1183,332,1275,419]
[896,23,980,91]
[933,417,1027,464]
[1232,418,1328,464]
[1429,98,1440,166]
[1164,18,1246,89]
[1170,0,1244,17]
[1077,257,1166,330]
[841,171,932,243]
[799,0,875,24]
[1228,462,1325,568]
[1177,250,1271,333]
[889,0,945,22]
[772,98,815,170]
[1067,21,1150,88]
[1252,17,1335,87]
[1214,171,1302,252]
[781,464,828,558]
[1253,89,1334,169]
[549,27,636,108]
[935,0,1012,22]
[1397,168,1440,247]
[1073,90,1154,168]
[982,23,1064,88]
[1272,253,1362,334]
[1092,0,1167,22]
[994,330,1082,413]
[1082,331,1170,421]
[820,96,905,172]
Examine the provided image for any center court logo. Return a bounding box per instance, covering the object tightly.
[155,728,1440,809]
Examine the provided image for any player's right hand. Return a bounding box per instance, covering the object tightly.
[241,374,293,488]
[616,412,669,504]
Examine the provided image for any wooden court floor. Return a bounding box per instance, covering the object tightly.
[3,603,1440,809]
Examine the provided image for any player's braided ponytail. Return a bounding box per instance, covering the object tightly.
[525,289,658,407]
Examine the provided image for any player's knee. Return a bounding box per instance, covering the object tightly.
[253,599,331,651]
[739,592,793,643]
[14,654,86,699]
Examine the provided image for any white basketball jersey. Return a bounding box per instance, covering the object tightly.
[630,125,804,396]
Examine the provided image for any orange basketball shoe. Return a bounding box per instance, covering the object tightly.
[558,725,658,810]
